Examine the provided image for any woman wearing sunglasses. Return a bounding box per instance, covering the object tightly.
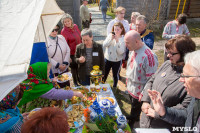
[47,25,70,87]
[140,35,196,131]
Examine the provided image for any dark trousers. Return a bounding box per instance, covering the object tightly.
[103,59,122,87]
[129,95,142,121]
[82,20,90,29]
[80,75,90,86]
[70,55,79,86]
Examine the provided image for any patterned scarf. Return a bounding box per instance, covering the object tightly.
[18,62,53,107]
[0,86,23,133]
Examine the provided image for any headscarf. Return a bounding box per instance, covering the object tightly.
[18,62,53,107]
[0,86,23,133]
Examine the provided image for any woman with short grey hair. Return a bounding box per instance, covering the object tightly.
[75,28,105,85]
[61,13,82,86]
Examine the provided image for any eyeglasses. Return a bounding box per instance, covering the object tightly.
[180,73,200,78]
[52,29,59,32]
[167,51,179,56]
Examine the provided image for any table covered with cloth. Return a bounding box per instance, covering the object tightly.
[65,84,131,133]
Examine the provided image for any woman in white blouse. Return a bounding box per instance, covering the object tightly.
[47,25,70,77]
[103,22,126,88]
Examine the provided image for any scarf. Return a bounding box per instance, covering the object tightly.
[18,62,53,107]
[0,86,23,132]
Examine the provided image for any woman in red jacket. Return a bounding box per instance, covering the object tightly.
[61,13,82,86]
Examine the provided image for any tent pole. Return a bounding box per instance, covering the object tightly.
[40,16,47,43]
[40,16,52,71]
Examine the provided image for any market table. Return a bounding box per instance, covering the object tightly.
[65,84,131,133]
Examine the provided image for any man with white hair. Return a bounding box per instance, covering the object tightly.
[148,50,200,133]
[136,15,154,50]
[124,30,158,126]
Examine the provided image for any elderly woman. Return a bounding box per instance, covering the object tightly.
[18,62,83,107]
[129,12,140,30]
[103,22,126,88]
[140,35,196,131]
[0,86,24,133]
[47,25,70,76]
[61,13,82,86]
[75,28,105,85]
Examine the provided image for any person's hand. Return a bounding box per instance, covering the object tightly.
[22,112,29,121]
[73,91,83,98]
[52,77,58,83]
[175,34,181,37]
[59,64,66,71]
[148,89,166,117]
[79,56,86,63]
[69,58,72,63]
[111,33,115,40]
[146,107,156,118]
[138,93,143,102]
[122,60,127,68]
[141,102,151,114]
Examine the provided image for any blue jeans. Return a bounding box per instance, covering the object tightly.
[101,9,107,21]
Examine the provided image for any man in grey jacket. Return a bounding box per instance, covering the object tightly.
[147,50,200,133]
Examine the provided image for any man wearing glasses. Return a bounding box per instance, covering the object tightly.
[148,50,200,132]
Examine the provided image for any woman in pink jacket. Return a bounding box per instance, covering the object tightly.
[61,13,82,86]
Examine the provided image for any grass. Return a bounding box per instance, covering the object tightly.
[106,10,115,19]
[106,75,131,116]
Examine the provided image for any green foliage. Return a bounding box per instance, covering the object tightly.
[106,10,115,19]
[20,97,50,113]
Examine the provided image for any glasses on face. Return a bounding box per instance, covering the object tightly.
[167,51,179,56]
[52,29,59,32]
[180,73,200,78]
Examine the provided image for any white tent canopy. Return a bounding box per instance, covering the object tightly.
[0,0,64,101]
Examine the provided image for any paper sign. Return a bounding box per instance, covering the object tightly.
[93,52,98,56]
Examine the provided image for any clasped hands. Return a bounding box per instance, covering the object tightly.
[79,56,86,63]
[141,89,166,118]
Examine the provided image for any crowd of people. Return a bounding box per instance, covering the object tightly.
[0,0,199,132]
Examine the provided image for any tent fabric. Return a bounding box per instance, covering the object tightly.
[34,0,65,42]
[0,0,65,101]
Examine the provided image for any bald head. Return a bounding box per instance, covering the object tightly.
[124,30,143,51]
